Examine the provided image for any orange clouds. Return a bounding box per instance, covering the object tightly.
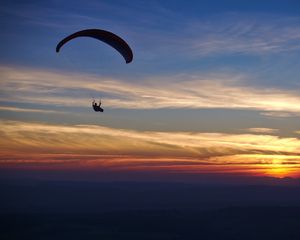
[1,120,300,178]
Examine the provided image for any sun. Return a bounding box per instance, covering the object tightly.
[265,159,291,179]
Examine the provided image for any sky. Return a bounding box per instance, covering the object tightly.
[1,0,300,181]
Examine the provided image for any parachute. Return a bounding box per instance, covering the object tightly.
[56,29,133,63]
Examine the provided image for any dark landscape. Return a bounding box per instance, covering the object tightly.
[1,180,300,240]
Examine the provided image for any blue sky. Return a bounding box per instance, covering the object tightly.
[2,0,300,79]
[1,0,300,178]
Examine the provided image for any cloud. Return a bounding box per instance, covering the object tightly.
[246,128,278,134]
[1,66,300,114]
[0,106,63,114]
[0,120,300,177]
[260,111,300,118]
[183,15,300,56]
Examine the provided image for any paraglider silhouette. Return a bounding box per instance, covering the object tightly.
[92,99,104,112]
[56,29,133,63]
[56,28,133,113]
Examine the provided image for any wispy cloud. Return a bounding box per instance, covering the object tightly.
[246,128,278,134]
[1,66,300,114]
[1,120,300,177]
[183,15,300,56]
[260,111,300,118]
[0,106,63,114]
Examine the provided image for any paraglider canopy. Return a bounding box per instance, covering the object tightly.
[56,29,133,63]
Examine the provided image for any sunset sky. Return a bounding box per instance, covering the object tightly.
[1,0,300,181]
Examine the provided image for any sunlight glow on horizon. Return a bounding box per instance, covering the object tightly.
[1,120,299,179]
